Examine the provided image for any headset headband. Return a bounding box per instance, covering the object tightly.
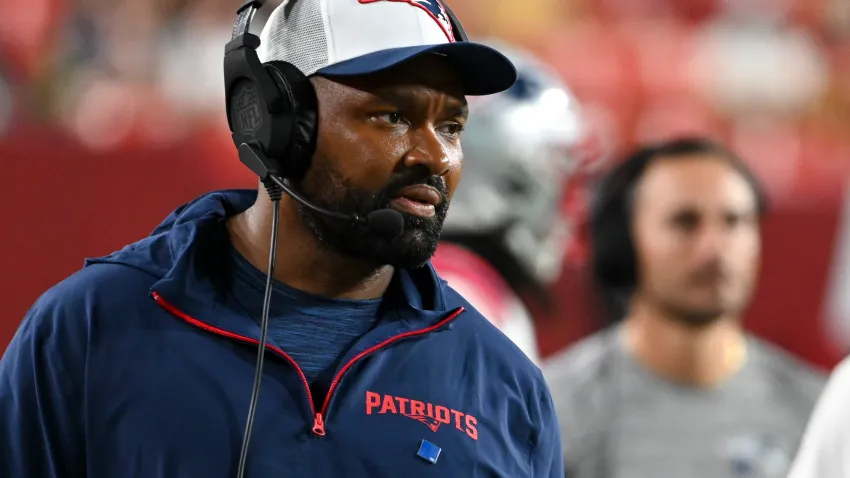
[229,0,468,47]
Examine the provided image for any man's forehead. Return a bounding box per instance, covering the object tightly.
[636,157,758,211]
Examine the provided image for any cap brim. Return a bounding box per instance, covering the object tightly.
[314,42,517,96]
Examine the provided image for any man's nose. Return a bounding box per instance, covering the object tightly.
[403,128,451,176]
[693,222,733,261]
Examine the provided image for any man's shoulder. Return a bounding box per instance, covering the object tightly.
[7,264,159,372]
[27,263,158,331]
[749,336,829,407]
[540,329,618,464]
[442,286,545,382]
[40,262,157,306]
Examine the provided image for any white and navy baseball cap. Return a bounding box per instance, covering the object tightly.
[257,0,517,95]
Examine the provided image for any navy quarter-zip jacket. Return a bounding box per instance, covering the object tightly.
[0,189,563,477]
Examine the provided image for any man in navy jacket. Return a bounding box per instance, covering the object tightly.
[0,0,562,476]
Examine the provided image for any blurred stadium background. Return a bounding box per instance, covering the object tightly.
[2,0,849,369]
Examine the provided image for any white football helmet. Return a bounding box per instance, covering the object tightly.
[443,39,589,285]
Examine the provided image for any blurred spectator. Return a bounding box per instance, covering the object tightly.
[156,0,242,120]
[688,0,828,119]
[544,138,826,477]
[0,0,65,81]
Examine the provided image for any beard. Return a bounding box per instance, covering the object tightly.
[665,277,752,329]
[662,301,726,328]
[295,163,450,269]
[655,288,742,328]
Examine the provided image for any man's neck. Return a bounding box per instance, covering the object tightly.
[622,300,747,389]
[226,192,394,300]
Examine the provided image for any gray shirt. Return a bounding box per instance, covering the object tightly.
[543,327,826,478]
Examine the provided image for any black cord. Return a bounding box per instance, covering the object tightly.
[236,181,283,478]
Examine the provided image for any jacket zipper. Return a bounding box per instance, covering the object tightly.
[316,307,465,430]
[152,291,464,437]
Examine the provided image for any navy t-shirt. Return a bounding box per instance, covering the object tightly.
[225,247,383,390]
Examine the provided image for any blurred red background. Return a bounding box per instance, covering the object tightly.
[2,0,850,369]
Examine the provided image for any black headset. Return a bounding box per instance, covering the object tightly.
[588,156,642,324]
[223,0,470,183]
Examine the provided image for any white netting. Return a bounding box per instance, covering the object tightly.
[258,0,330,76]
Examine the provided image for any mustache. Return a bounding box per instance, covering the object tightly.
[380,172,448,205]
[689,260,731,283]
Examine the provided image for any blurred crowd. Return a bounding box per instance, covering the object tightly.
[2,0,850,207]
[1,0,239,149]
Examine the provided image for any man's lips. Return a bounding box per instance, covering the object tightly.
[393,185,443,206]
[389,185,443,218]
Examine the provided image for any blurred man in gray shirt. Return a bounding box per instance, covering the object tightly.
[544,138,826,478]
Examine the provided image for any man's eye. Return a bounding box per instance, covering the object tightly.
[672,213,699,231]
[376,113,403,124]
[440,122,464,136]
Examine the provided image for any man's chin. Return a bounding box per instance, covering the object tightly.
[374,234,440,269]
[300,201,445,268]
[317,224,439,269]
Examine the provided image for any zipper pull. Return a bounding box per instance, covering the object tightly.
[312,413,326,436]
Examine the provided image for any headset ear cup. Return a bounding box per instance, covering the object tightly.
[589,180,636,323]
[264,61,319,180]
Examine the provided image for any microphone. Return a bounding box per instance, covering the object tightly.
[364,208,405,238]
[239,143,405,238]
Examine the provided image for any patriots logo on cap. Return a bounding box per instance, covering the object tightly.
[359,0,456,42]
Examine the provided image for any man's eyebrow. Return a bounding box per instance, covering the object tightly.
[368,89,469,117]
[367,90,412,107]
[451,103,470,119]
